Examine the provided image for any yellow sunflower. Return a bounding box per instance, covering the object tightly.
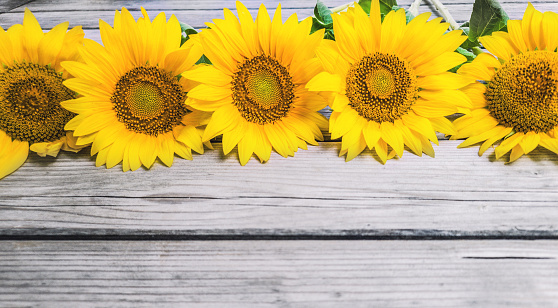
[306,2,473,163]
[0,9,85,180]
[184,1,328,165]
[453,4,558,162]
[62,8,210,171]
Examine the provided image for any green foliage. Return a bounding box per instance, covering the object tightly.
[195,55,212,65]
[314,0,333,25]
[310,0,335,39]
[467,0,509,44]
[453,0,509,72]
[179,22,198,46]
[358,0,397,16]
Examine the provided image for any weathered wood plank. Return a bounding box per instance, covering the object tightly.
[0,0,546,30]
[1,240,557,307]
[1,141,558,237]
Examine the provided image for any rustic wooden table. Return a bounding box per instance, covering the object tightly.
[1,0,558,306]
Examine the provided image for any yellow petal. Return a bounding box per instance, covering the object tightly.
[509,144,524,163]
[182,64,232,87]
[345,134,367,162]
[380,9,406,54]
[417,73,473,90]
[187,84,231,101]
[362,121,381,149]
[519,131,540,154]
[256,4,272,55]
[73,110,117,137]
[0,139,29,180]
[174,125,203,154]
[202,104,238,141]
[495,132,523,159]
[401,113,437,142]
[479,126,513,156]
[306,71,342,92]
[542,11,558,52]
[380,121,404,157]
[38,22,68,66]
[414,52,466,76]
[22,9,44,63]
[507,20,528,52]
[222,122,245,155]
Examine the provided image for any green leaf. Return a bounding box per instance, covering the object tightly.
[380,0,398,15]
[179,22,198,46]
[359,0,397,15]
[458,26,481,49]
[324,29,335,40]
[314,0,333,25]
[358,0,372,14]
[195,55,212,65]
[468,0,509,43]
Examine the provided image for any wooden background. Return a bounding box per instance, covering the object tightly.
[1,0,558,306]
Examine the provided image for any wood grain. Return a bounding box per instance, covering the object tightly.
[0,0,540,31]
[1,141,558,238]
[1,240,557,307]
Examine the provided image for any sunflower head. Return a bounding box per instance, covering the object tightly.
[0,9,85,179]
[184,1,329,166]
[454,4,558,162]
[61,7,209,172]
[306,2,472,163]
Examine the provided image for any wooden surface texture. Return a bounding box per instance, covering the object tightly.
[1,0,558,306]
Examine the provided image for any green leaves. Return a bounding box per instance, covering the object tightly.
[455,0,509,71]
[179,22,198,46]
[314,0,333,25]
[466,0,509,47]
[311,0,335,39]
[358,0,397,16]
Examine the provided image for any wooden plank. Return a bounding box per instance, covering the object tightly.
[0,0,544,30]
[0,240,557,307]
[1,141,558,237]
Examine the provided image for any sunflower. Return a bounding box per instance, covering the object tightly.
[62,8,210,171]
[0,9,86,180]
[453,4,558,162]
[184,1,328,165]
[306,2,473,163]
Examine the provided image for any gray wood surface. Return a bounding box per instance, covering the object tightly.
[1,0,558,306]
[1,240,557,307]
[2,142,558,239]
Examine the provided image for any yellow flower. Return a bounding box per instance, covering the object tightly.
[0,9,85,180]
[62,8,209,171]
[454,4,558,162]
[185,1,328,165]
[307,3,472,163]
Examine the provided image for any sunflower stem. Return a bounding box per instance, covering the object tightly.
[409,0,423,17]
[472,46,484,55]
[330,3,352,14]
[427,0,459,30]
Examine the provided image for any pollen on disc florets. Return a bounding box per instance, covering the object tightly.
[346,52,418,123]
[231,55,295,124]
[112,66,188,136]
[486,50,558,134]
[0,62,75,143]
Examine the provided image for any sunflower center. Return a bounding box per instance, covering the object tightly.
[0,62,75,143]
[346,52,418,123]
[231,55,294,124]
[486,50,558,133]
[112,66,187,136]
